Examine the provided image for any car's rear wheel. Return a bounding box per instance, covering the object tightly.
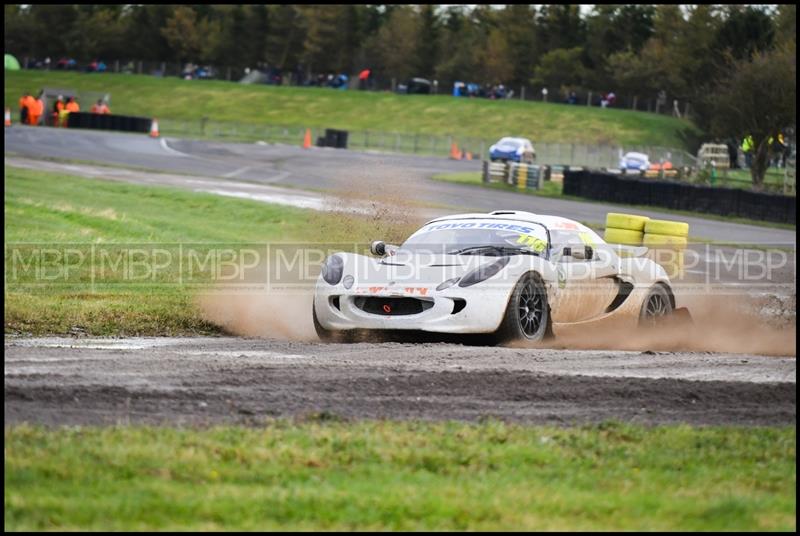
[494,272,550,344]
[638,284,674,326]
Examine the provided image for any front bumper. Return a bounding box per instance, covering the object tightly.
[490,150,521,162]
[314,283,513,334]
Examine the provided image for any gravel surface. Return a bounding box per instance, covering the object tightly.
[5,337,795,427]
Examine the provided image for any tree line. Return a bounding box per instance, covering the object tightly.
[4,5,794,94]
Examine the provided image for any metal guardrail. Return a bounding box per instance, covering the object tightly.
[482,161,549,191]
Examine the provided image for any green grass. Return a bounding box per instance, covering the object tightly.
[4,421,795,531]
[4,165,418,335]
[5,70,698,147]
[431,172,796,232]
[711,168,787,190]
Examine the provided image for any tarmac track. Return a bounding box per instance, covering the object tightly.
[5,125,797,245]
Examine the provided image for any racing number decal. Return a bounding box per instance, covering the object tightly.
[557,266,567,289]
[516,234,547,253]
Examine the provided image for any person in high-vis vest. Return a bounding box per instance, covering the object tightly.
[53,95,65,126]
[19,93,34,125]
[61,96,79,127]
[91,99,111,114]
[28,93,44,126]
[741,135,754,168]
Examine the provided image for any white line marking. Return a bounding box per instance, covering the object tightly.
[183,350,310,359]
[159,138,190,157]
[223,166,252,178]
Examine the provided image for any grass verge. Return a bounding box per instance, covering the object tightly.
[431,172,796,232]
[4,421,795,531]
[5,70,697,147]
[4,165,418,335]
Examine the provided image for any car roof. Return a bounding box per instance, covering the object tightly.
[496,137,531,144]
[423,211,596,233]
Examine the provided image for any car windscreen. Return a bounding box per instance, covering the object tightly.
[401,219,549,255]
[496,139,522,151]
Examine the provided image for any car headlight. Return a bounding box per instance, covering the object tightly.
[321,255,344,285]
[342,274,354,289]
[458,257,510,287]
[436,277,460,291]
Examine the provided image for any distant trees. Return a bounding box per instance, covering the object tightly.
[708,42,796,188]
[531,47,586,92]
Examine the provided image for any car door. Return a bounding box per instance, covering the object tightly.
[550,230,620,323]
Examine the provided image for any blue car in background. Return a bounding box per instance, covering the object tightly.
[489,137,536,164]
[619,151,651,171]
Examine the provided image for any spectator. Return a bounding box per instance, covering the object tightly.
[51,95,65,126]
[741,135,754,168]
[61,96,79,127]
[358,68,371,90]
[91,99,110,114]
[567,91,577,105]
[29,91,44,126]
[19,92,32,124]
[726,138,740,169]
[770,133,787,168]
[66,96,80,113]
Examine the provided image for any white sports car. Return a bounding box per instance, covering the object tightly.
[313,211,687,344]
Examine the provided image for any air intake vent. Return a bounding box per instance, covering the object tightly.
[353,297,433,316]
[451,299,467,314]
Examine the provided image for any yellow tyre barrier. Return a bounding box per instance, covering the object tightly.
[644,219,689,237]
[646,248,685,278]
[604,227,644,246]
[643,233,688,248]
[605,213,650,232]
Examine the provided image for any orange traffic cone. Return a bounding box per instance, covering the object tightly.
[149,118,160,138]
[4,108,11,127]
[303,128,312,149]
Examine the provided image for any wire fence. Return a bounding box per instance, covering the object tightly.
[21,58,691,118]
[156,117,695,169]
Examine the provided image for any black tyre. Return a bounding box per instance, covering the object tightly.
[312,302,355,343]
[638,284,674,326]
[493,272,550,344]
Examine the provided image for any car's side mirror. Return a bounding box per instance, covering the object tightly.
[563,245,593,260]
[370,240,386,256]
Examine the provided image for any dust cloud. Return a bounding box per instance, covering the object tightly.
[198,157,429,341]
[198,289,317,341]
[539,293,795,357]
